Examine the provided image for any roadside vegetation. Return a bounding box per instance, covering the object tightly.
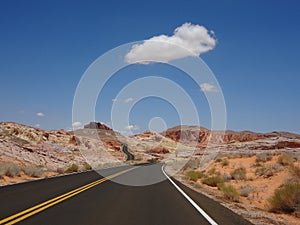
[267,161,300,216]
[267,182,300,216]
[147,158,158,164]
[256,153,273,163]
[0,162,21,178]
[182,152,300,221]
[64,164,79,173]
[277,153,294,166]
[219,184,240,202]
[0,162,44,179]
[23,166,44,177]
[239,184,253,197]
[186,170,203,182]
[201,176,224,187]
[221,158,229,167]
[83,163,92,171]
[230,167,247,180]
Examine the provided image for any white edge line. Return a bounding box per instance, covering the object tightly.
[162,165,218,225]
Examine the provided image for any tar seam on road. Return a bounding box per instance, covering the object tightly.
[161,165,218,225]
[0,167,136,225]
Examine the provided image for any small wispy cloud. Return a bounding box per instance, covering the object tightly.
[125,22,216,64]
[200,83,219,92]
[112,98,117,102]
[72,121,82,128]
[125,125,140,131]
[36,112,45,117]
[124,97,134,103]
[35,124,41,128]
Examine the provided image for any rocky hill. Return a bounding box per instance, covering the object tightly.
[1,122,300,185]
[160,125,300,148]
[0,122,130,172]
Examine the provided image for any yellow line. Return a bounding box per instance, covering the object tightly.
[0,167,135,225]
[0,178,105,224]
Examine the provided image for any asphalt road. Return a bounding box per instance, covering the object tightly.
[0,163,253,225]
[121,144,135,160]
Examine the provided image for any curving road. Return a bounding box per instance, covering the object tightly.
[0,163,253,225]
[121,143,135,160]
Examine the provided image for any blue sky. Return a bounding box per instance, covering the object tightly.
[0,0,299,134]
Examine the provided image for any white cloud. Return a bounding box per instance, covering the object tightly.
[72,121,82,127]
[35,124,40,128]
[65,127,72,131]
[36,112,45,117]
[125,125,140,131]
[112,98,117,102]
[125,22,216,64]
[200,83,219,92]
[124,97,134,103]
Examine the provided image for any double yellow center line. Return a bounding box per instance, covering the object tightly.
[0,167,135,225]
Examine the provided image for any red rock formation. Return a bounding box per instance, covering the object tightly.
[161,126,270,146]
[103,141,121,151]
[147,147,169,154]
[69,136,80,145]
[276,141,300,148]
[56,129,69,135]
[84,122,112,130]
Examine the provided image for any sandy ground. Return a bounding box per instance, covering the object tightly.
[0,171,58,186]
[171,154,300,225]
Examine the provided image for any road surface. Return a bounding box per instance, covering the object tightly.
[121,144,135,160]
[0,163,253,225]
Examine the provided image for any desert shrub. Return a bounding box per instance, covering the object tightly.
[221,158,229,167]
[0,166,6,178]
[277,154,293,166]
[239,184,253,197]
[147,158,158,163]
[56,167,64,174]
[222,173,232,182]
[251,162,263,168]
[289,164,300,181]
[83,163,92,171]
[186,170,204,182]
[65,164,79,173]
[0,162,21,178]
[220,184,240,202]
[202,176,224,187]
[207,167,220,176]
[255,166,274,178]
[268,182,300,214]
[256,164,284,178]
[0,163,7,178]
[230,167,247,180]
[23,166,43,177]
[256,153,273,163]
[269,163,284,172]
[6,164,21,177]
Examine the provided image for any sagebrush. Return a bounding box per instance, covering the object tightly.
[0,162,21,178]
[202,176,224,187]
[268,182,300,214]
[186,170,204,182]
[220,184,240,202]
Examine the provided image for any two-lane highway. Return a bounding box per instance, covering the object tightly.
[0,163,253,225]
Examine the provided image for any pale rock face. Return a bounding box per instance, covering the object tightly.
[0,122,125,171]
